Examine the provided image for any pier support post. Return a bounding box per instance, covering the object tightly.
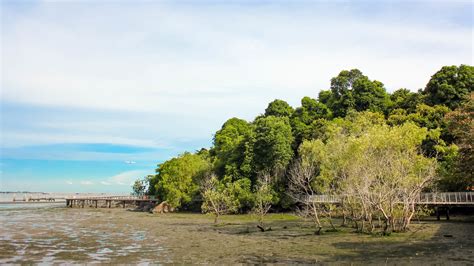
[446,208,450,220]
[436,206,440,221]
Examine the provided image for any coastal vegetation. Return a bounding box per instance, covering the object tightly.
[140,65,473,234]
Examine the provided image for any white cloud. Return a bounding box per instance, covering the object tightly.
[66,181,73,185]
[100,181,111,186]
[107,170,148,186]
[2,2,471,116]
[1,131,163,148]
[80,180,94,185]
[0,1,471,155]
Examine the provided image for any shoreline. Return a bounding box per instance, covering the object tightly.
[0,201,66,204]
[1,207,473,264]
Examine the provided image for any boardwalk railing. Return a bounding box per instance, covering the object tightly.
[65,195,160,208]
[67,195,156,200]
[309,192,474,205]
[418,192,474,204]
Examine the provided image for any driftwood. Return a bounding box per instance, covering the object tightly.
[257,225,272,232]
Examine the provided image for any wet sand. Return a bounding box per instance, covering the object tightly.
[1,207,473,264]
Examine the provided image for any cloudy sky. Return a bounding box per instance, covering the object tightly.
[1,0,472,192]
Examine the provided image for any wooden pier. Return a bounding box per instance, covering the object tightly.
[65,196,160,208]
[308,192,474,206]
[308,192,474,220]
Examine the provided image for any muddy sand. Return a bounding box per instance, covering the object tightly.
[0,207,473,264]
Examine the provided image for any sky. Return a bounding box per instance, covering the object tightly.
[1,0,472,193]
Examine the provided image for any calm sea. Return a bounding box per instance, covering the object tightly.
[0,192,130,209]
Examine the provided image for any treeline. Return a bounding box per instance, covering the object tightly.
[134,65,473,232]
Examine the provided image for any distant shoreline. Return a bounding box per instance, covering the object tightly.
[0,201,65,204]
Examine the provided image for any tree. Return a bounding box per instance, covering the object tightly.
[132,177,147,196]
[252,172,278,231]
[264,99,294,117]
[352,78,390,114]
[424,65,474,110]
[212,118,253,179]
[387,104,451,157]
[408,104,450,130]
[288,113,438,234]
[390,88,424,114]
[318,90,333,106]
[439,93,474,191]
[152,152,211,209]
[201,174,241,223]
[328,69,390,117]
[290,97,332,151]
[316,120,438,233]
[288,157,326,234]
[225,176,255,212]
[328,69,361,117]
[253,116,294,176]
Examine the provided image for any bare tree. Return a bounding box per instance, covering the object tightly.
[252,172,276,231]
[287,159,326,234]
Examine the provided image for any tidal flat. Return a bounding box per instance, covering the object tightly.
[0,207,473,264]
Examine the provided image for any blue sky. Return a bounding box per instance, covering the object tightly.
[1,0,472,193]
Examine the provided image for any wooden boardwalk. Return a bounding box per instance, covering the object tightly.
[65,196,159,208]
[309,192,474,206]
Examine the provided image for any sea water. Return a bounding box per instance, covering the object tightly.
[0,192,163,264]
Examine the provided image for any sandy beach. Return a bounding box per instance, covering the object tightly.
[1,207,473,264]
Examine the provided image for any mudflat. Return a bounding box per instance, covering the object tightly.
[1,207,473,264]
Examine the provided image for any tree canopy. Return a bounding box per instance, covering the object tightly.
[264,99,294,117]
[253,115,294,176]
[149,152,211,208]
[140,64,474,216]
[424,65,474,110]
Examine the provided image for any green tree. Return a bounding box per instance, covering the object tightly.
[388,104,450,129]
[253,116,294,176]
[290,97,331,151]
[151,152,211,209]
[387,104,451,157]
[225,176,255,212]
[264,99,294,117]
[211,118,253,180]
[201,175,244,223]
[308,117,437,233]
[252,172,278,230]
[424,64,474,109]
[328,69,390,117]
[439,93,474,191]
[132,177,147,196]
[390,88,424,113]
[318,90,333,106]
[352,78,391,113]
[328,69,361,117]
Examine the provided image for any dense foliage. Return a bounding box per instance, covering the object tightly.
[138,65,473,229]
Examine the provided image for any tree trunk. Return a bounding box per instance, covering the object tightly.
[383,217,392,235]
[341,209,347,227]
[315,226,322,235]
